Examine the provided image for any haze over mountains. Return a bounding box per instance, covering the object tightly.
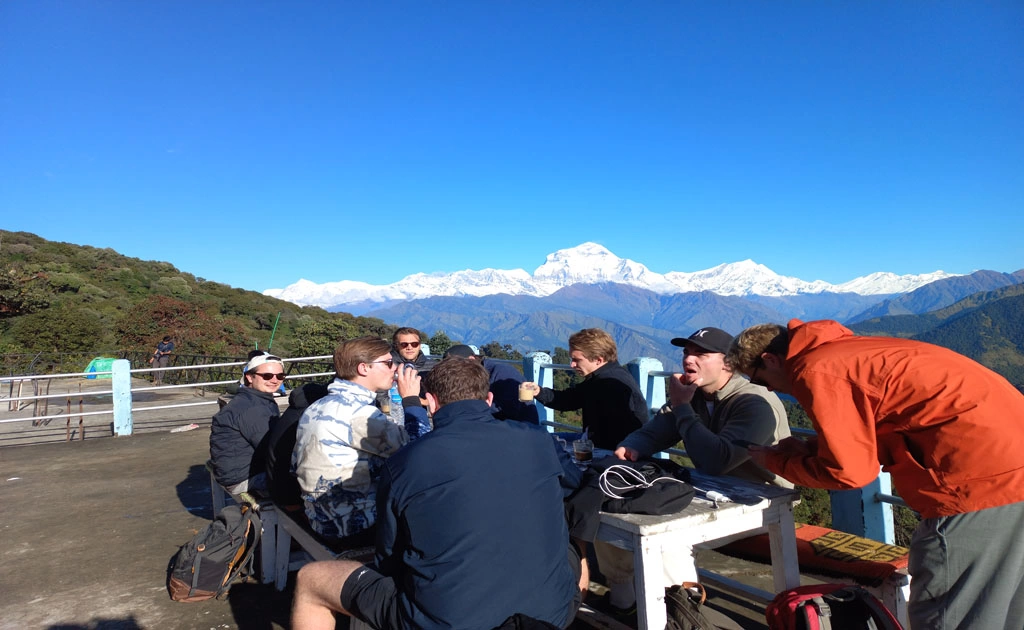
[264,242,958,310]
[263,243,1022,368]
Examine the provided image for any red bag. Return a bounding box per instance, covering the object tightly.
[766,584,902,630]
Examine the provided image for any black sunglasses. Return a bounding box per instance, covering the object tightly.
[398,341,420,349]
[253,372,286,381]
[369,360,395,369]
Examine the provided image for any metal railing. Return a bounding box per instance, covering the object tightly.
[1,350,900,544]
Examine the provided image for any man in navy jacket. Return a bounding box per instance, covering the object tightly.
[443,344,539,424]
[291,357,582,630]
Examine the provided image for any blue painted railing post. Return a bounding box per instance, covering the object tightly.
[829,471,895,544]
[628,357,664,422]
[112,359,133,436]
[524,352,554,430]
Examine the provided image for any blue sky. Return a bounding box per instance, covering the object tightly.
[2,2,1022,293]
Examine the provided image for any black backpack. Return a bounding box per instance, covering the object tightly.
[566,457,695,542]
[167,504,262,602]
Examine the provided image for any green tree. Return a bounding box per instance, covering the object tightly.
[0,265,52,318]
[114,295,249,356]
[428,330,453,356]
[8,303,104,353]
[479,341,523,361]
[291,317,359,357]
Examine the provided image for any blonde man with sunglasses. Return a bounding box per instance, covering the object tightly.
[210,353,288,501]
[391,327,436,406]
[293,337,431,545]
[391,327,428,368]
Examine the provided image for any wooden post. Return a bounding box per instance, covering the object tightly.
[523,352,554,430]
[79,387,84,441]
[42,379,50,416]
[830,472,896,545]
[112,359,133,436]
[628,357,665,422]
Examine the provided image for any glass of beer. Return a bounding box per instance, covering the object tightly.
[573,439,594,463]
[519,382,536,402]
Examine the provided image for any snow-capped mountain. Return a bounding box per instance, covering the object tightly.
[263,242,958,308]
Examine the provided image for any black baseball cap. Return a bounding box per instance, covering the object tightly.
[670,327,734,354]
[443,344,478,359]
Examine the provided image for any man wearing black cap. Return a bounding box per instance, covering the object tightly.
[597,327,792,617]
[443,344,539,424]
[615,326,791,484]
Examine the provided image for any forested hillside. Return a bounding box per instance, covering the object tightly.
[850,284,1024,388]
[0,231,395,362]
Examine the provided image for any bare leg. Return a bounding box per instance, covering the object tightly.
[291,559,365,630]
[573,538,590,595]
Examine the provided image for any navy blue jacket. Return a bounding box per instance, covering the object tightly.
[536,360,647,450]
[483,358,539,424]
[210,386,279,486]
[376,399,578,629]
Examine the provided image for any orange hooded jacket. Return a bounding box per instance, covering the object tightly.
[765,319,1024,518]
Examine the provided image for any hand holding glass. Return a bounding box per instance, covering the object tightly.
[519,382,537,402]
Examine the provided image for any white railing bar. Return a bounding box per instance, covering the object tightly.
[132,380,239,392]
[285,371,336,380]
[1,372,108,383]
[132,401,220,413]
[5,391,113,403]
[876,493,909,509]
[0,408,114,424]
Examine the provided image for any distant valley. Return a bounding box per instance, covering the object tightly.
[263,242,1022,369]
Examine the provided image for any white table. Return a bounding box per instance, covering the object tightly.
[595,468,801,629]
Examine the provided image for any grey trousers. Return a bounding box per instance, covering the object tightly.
[908,499,1024,630]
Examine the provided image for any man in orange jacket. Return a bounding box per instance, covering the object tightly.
[728,319,1024,630]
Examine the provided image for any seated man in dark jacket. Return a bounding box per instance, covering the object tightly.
[291,357,583,630]
[443,344,539,424]
[209,354,286,499]
[522,328,647,449]
[264,381,329,511]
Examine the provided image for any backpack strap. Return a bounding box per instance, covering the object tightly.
[188,546,207,598]
[857,596,889,629]
[681,581,707,605]
[796,596,832,630]
[814,596,832,630]
[825,587,897,629]
[214,506,263,599]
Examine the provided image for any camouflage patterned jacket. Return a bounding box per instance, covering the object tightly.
[292,378,430,540]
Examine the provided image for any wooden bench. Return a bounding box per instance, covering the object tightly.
[272,508,376,591]
[716,524,911,626]
[272,508,635,630]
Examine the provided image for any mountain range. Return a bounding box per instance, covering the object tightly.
[2,230,1021,388]
[264,243,1023,368]
[264,242,958,310]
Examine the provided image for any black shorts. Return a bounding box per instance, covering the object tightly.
[341,543,584,629]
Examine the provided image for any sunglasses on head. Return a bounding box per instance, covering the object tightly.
[399,341,420,349]
[253,372,285,381]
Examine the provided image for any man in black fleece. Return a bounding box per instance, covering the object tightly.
[523,328,647,450]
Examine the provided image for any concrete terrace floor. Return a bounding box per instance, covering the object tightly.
[0,423,777,630]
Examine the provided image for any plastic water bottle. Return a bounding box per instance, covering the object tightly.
[388,382,405,425]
